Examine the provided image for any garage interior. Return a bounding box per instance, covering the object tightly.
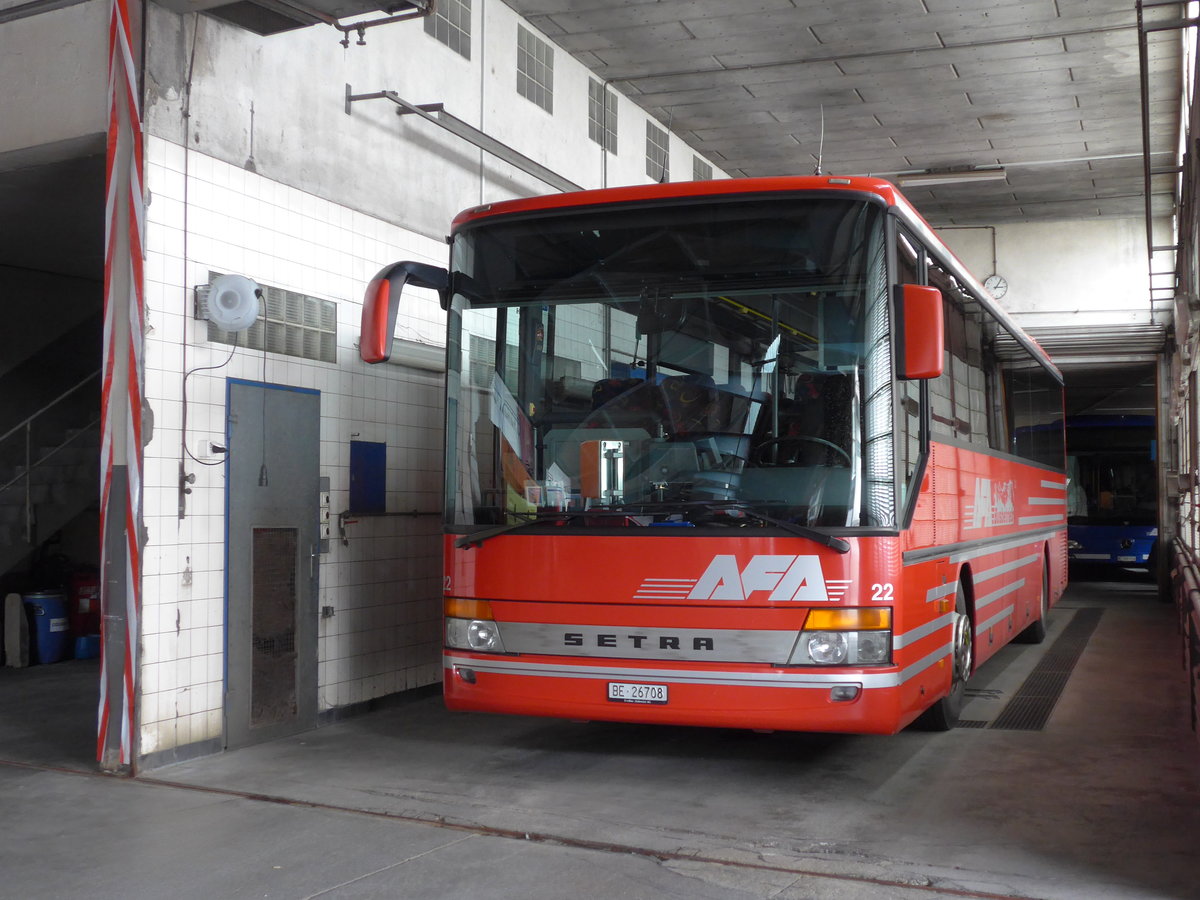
[1,1,1199,898]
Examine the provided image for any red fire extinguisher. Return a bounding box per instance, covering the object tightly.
[69,570,101,637]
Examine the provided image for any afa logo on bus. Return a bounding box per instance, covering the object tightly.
[967,477,1016,529]
[637,554,851,603]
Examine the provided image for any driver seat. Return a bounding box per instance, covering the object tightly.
[758,371,853,466]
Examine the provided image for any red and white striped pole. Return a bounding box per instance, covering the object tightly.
[99,0,144,772]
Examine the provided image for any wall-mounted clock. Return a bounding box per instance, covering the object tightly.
[983,274,1008,299]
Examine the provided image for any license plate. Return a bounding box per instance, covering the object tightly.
[607,681,668,704]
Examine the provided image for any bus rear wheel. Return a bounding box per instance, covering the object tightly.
[917,581,972,731]
[1016,555,1049,644]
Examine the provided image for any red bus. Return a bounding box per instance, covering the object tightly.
[361,176,1067,733]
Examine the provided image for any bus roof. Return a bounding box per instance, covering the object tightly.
[449,175,1060,380]
[450,176,903,229]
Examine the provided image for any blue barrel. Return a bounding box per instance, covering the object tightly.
[23,592,70,665]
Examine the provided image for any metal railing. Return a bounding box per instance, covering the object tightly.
[0,369,101,545]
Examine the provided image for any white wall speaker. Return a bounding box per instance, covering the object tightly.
[207,274,260,332]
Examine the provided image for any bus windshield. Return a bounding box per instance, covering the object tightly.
[445,196,896,532]
[1067,417,1157,526]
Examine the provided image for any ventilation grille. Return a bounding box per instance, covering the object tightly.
[196,274,337,364]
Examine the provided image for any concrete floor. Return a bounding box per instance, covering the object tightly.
[1,573,1198,899]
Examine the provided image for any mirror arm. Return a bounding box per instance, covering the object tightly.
[360,260,450,363]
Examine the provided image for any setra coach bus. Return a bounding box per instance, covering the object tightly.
[360,176,1067,733]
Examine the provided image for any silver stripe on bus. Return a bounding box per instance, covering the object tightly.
[826,579,852,601]
[974,554,1040,584]
[497,622,802,663]
[502,619,954,671]
[1018,513,1065,525]
[976,606,1013,636]
[893,612,954,649]
[446,653,906,689]
[1028,497,1066,506]
[1040,480,1066,491]
[976,579,1025,611]
[448,648,957,692]
[948,534,1044,564]
[898,642,957,684]
[903,528,1060,566]
[924,582,959,604]
[633,578,697,600]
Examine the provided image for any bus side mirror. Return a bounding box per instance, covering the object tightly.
[360,261,449,363]
[894,284,944,380]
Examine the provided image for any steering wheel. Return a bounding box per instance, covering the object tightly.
[752,435,852,467]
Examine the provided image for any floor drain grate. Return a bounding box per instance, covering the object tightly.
[988,607,1103,731]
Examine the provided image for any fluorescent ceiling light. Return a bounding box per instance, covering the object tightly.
[896,168,1008,187]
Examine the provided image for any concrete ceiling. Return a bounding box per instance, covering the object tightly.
[0,1,1185,397]
[515,0,1186,228]
[0,136,105,281]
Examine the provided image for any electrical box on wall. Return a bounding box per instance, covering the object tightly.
[349,441,386,514]
[319,475,331,553]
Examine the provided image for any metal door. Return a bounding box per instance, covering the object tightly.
[225,380,320,748]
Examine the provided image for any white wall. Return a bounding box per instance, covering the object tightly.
[941,217,1156,328]
[134,0,730,759]
[144,2,725,245]
[0,0,109,157]
[140,136,447,755]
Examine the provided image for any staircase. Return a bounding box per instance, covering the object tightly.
[0,374,100,579]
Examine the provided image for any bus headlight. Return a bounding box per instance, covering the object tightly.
[855,632,890,663]
[807,632,848,664]
[467,620,501,651]
[791,608,892,666]
[445,598,506,654]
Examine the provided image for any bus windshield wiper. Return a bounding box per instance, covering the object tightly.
[613,499,851,554]
[456,502,850,554]
[633,504,849,554]
[454,510,625,548]
[721,503,851,554]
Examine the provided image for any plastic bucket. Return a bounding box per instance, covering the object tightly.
[74,634,100,660]
[23,591,70,665]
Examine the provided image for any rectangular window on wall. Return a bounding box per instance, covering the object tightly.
[588,79,618,153]
[692,157,713,181]
[517,26,554,113]
[646,121,669,182]
[424,0,471,59]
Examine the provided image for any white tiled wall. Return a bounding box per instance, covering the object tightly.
[135,0,735,762]
[140,135,446,756]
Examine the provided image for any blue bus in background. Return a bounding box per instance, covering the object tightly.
[1066,415,1158,568]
